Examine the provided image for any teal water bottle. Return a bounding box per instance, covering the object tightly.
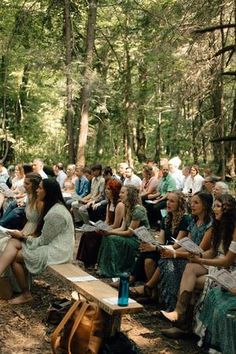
[118,273,129,306]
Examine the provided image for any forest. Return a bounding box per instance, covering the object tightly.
[0,0,235,178]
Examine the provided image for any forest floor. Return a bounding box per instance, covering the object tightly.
[0,232,206,354]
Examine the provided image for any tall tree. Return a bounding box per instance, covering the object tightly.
[64,0,75,162]
[76,0,97,166]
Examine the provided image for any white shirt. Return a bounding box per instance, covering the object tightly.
[124,174,142,189]
[182,174,204,194]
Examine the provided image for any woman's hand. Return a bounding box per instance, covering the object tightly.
[160,248,175,258]
[229,288,236,295]
[139,242,156,253]
[101,230,111,236]
[7,229,24,238]
[188,254,202,263]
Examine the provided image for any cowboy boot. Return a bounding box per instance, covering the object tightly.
[161,293,194,339]
[161,290,193,324]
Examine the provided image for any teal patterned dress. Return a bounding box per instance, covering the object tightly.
[199,286,236,354]
[158,217,212,310]
[97,205,149,277]
[195,241,236,354]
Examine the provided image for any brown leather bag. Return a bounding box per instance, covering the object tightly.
[51,299,104,354]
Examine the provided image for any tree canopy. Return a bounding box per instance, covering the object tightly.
[0,0,235,176]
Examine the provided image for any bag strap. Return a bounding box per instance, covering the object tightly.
[51,299,83,354]
[67,302,90,354]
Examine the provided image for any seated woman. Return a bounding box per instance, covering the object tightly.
[76,178,124,268]
[97,185,149,277]
[129,191,190,299]
[0,164,25,210]
[182,165,204,195]
[140,165,158,203]
[160,194,236,339]
[0,172,43,252]
[155,191,213,311]
[0,172,42,293]
[198,283,236,354]
[62,164,76,199]
[0,179,75,304]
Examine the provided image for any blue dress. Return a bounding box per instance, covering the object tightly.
[158,217,212,310]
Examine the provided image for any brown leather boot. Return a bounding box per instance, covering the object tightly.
[174,290,193,327]
[161,292,194,339]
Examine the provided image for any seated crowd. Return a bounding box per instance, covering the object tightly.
[0,157,235,354]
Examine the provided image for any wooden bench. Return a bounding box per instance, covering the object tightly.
[48,263,143,337]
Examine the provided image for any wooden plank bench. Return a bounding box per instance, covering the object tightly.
[48,263,143,337]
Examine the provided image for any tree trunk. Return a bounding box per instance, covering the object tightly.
[64,0,75,162]
[15,63,31,126]
[136,60,147,162]
[225,92,236,177]
[123,29,134,167]
[76,0,97,166]
[1,55,7,130]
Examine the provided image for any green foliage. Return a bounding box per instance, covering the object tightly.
[0,0,235,174]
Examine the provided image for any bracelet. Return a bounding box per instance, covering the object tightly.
[173,250,176,259]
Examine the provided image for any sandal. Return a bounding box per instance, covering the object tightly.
[130,284,154,299]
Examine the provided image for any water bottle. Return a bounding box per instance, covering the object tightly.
[118,273,129,306]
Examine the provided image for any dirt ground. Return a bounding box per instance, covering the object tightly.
[0,231,205,354]
[0,269,205,354]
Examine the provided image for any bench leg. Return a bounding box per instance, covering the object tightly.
[103,312,122,337]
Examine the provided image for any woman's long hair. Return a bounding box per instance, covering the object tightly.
[192,191,213,224]
[106,178,122,224]
[25,172,42,207]
[165,191,186,236]
[124,185,141,225]
[35,178,67,235]
[212,194,236,255]
[106,178,122,207]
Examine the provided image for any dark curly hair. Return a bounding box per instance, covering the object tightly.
[212,194,236,255]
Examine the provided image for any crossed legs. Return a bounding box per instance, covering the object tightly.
[0,238,32,304]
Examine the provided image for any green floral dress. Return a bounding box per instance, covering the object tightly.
[97,205,149,277]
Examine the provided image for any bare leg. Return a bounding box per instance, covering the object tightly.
[144,258,156,281]
[0,193,5,209]
[0,238,22,276]
[9,251,32,304]
[146,267,161,288]
[161,263,207,321]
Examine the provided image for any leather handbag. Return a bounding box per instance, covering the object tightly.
[47,298,71,325]
[51,299,104,354]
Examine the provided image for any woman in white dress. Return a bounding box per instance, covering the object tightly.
[0,173,43,252]
[0,173,43,293]
[0,178,74,304]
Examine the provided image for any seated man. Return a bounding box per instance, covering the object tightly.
[144,164,176,229]
[65,165,90,208]
[123,167,142,189]
[53,163,67,188]
[72,164,105,225]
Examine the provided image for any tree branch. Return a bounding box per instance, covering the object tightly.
[193,23,236,34]
[221,71,236,76]
[213,45,235,57]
